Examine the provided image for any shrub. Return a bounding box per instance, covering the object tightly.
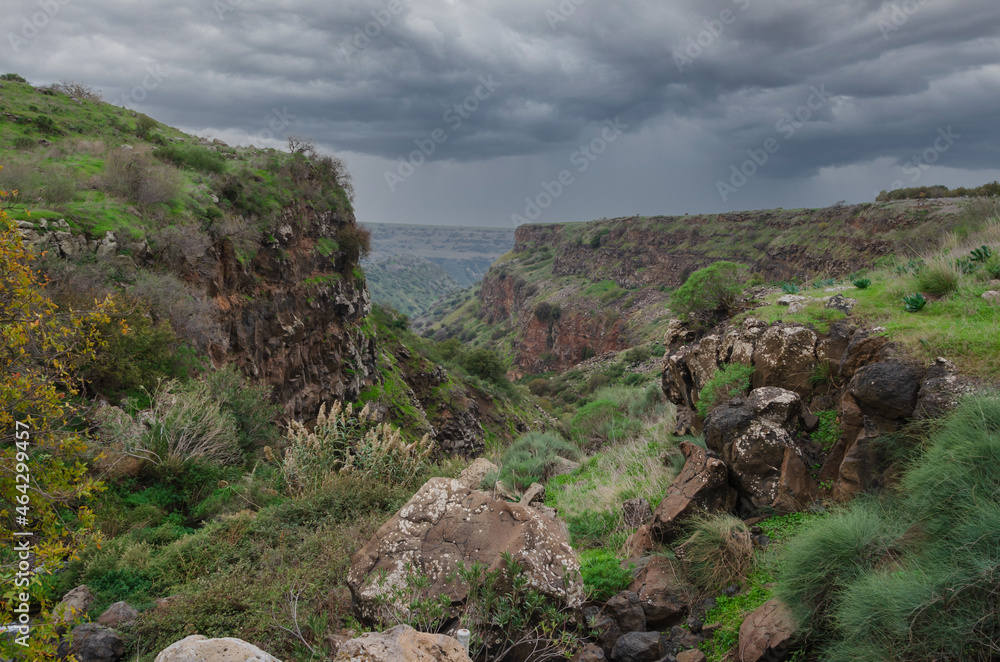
[696,363,754,418]
[282,402,432,495]
[533,301,561,323]
[203,366,282,457]
[13,135,35,150]
[671,261,749,323]
[154,143,227,173]
[494,431,579,491]
[851,277,871,289]
[623,345,651,365]
[0,73,27,82]
[462,348,507,384]
[579,549,633,601]
[335,223,371,267]
[102,147,181,207]
[677,514,755,592]
[527,378,551,396]
[916,260,959,295]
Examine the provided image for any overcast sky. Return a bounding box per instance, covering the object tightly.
[4,0,1000,227]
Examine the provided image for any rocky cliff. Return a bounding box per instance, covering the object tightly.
[424,201,962,376]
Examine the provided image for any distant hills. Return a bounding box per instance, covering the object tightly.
[363,222,514,315]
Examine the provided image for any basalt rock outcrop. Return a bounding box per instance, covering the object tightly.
[662,318,970,506]
[650,442,736,542]
[347,477,584,624]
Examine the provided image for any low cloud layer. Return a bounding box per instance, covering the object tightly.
[4,0,999,226]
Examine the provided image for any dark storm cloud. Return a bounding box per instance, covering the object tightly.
[3,0,999,223]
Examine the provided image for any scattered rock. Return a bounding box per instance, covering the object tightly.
[738,599,797,662]
[650,442,736,543]
[676,649,706,662]
[348,477,584,624]
[611,631,662,662]
[520,482,545,505]
[97,601,138,629]
[776,295,809,306]
[982,290,1000,304]
[623,524,654,559]
[547,455,582,479]
[573,643,606,661]
[914,357,969,419]
[154,635,281,662]
[824,294,857,313]
[604,591,646,634]
[622,498,653,528]
[59,623,125,662]
[333,624,471,662]
[627,556,693,629]
[54,585,94,625]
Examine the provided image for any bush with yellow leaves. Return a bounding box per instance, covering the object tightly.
[281,401,433,495]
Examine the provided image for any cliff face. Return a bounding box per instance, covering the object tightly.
[450,201,961,375]
[203,205,377,420]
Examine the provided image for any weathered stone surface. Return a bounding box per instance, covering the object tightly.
[611,631,662,662]
[776,295,809,306]
[676,649,706,662]
[627,556,692,629]
[59,624,125,662]
[97,601,138,628]
[982,290,1000,304]
[585,607,621,658]
[333,625,471,662]
[773,447,818,513]
[54,585,94,624]
[603,591,646,633]
[848,361,924,421]
[623,524,654,559]
[650,442,736,543]
[520,482,546,505]
[824,294,856,313]
[547,455,582,479]
[738,599,796,662]
[348,478,583,623]
[834,417,881,501]
[154,635,281,662]
[622,498,653,528]
[573,643,606,661]
[751,326,818,397]
[704,388,808,509]
[688,335,720,390]
[914,357,968,419]
[455,458,498,490]
[838,329,889,379]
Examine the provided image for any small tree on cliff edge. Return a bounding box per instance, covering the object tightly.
[671,261,749,325]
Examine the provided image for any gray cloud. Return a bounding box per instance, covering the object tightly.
[3,0,999,226]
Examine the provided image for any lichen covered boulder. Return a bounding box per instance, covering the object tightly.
[334,625,471,662]
[347,477,584,622]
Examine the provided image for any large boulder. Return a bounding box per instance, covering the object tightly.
[333,625,471,662]
[650,442,736,543]
[611,631,663,662]
[54,585,94,625]
[603,591,645,634]
[750,326,818,397]
[154,635,281,662]
[59,624,125,662]
[347,478,584,623]
[914,357,968,419]
[97,601,138,629]
[848,361,924,422]
[704,388,810,510]
[455,457,498,490]
[627,556,692,629]
[738,599,796,662]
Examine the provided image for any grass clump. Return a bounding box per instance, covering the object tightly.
[493,431,580,492]
[696,363,754,418]
[677,514,755,592]
[579,549,633,601]
[154,143,227,174]
[916,258,960,295]
[778,395,1000,661]
[809,410,841,451]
